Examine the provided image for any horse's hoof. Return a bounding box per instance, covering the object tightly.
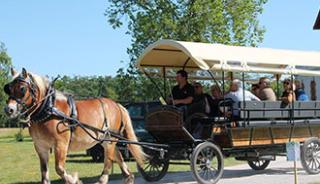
[123,174,134,184]
[68,172,82,184]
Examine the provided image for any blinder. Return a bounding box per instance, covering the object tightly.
[4,74,39,113]
[4,83,10,95]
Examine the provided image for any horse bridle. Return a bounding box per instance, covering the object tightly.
[4,74,40,117]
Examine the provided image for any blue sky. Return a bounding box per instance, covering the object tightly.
[0,0,319,77]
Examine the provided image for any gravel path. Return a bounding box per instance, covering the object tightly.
[109,157,320,184]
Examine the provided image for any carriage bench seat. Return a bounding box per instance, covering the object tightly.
[236,101,320,127]
[145,105,194,143]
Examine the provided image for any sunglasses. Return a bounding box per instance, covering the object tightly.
[283,82,290,85]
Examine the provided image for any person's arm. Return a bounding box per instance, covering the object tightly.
[287,91,295,103]
[173,97,193,105]
[281,91,295,104]
[248,91,261,101]
[174,84,194,105]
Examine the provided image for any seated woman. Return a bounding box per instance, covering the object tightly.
[210,85,223,117]
[281,79,296,107]
[186,82,212,139]
[294,80,309,101]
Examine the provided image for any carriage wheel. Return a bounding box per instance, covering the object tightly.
[191,142,224,184]
[89,144,104,162]
[301,137,320,174]
[247,160,270,170]
[137,153,169,182]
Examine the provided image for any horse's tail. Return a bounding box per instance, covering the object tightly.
[119,104,146,167]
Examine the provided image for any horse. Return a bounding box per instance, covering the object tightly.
[3,68,146,184]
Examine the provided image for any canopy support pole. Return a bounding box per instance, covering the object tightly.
[242,72,246,124]
[182,57,190,71]
[142,69,166,100]
[163,67,166,97]
[222,70,226,121]
[276,74,280,99]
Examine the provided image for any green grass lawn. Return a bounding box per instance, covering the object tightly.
[0,128,243,183]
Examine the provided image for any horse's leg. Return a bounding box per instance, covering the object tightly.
[34,144,51,184]
[96,142,117,184]
[54,142,80,184]
[114,148,134,184]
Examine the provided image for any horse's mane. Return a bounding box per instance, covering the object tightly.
[29,73,49,96]
[25,73,67,101]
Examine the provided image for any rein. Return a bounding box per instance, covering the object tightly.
[51,105,169,151]
[7,74,168,152]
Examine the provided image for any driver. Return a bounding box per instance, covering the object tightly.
[170,70,194,109]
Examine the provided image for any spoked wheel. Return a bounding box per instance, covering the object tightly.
[247,160,270,170]
[89,144,104,162]
[137,152,169,182]
[191,142,224,184]
[301,137,320,174]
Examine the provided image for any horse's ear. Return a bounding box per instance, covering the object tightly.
[11,68,17,76]
[21,68,28,78]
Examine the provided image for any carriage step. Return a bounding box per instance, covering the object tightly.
[235,155,275,161]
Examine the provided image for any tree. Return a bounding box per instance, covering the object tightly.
[55,75,118,100]
[106,0,267,67]
[0,42,13,127]
[105,0,268,101]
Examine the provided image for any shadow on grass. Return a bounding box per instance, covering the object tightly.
[0,138,33,143]
[11,173,130,184]
[66,159,96,164]
[67,153,88,158]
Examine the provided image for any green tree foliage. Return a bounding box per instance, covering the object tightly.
[0,42,13,127]
[105,0,268,101]
[55,75,118,100]
[106,0,267,65]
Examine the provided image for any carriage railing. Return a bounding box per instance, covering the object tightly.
[236,106,320,127]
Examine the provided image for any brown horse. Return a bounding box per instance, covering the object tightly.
[3,68,145,184]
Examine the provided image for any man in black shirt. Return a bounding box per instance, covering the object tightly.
[171,70,194,107]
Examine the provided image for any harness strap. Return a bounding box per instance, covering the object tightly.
[67,95,78,119]
[97,99,124,136]
[116,103,125,135]
[30,85,56,123]
[97,99,108,127]
[51,106,169,152]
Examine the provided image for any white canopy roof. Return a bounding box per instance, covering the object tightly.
[137,39,320,76]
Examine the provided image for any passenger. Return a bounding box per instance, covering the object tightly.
[192,82,212,115]
[224,79,260,103]
[170,70,194,110]
[251,83,260,97]
[189,82,212,139]
[294,80,309,101]
[210,85,223,117]
[211,85,223,100]
[281,79,296,105]
[258,77,276,101]
[223,79,260,118]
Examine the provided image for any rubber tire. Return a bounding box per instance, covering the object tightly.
[247,160,270,170]
[90,144,104,162]
[191,142,224,184]
[137,156,169,182]
[301,137,320,174]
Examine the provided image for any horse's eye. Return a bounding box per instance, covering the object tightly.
[20,86,26,95]
[4,84,11,95]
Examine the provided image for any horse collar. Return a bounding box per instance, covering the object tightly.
[30,85,56,124]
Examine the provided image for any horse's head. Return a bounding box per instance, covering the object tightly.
[3,68,45,119]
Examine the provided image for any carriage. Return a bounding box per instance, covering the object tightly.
[134,40,320,184]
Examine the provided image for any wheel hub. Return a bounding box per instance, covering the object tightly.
[206,159,211,168]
